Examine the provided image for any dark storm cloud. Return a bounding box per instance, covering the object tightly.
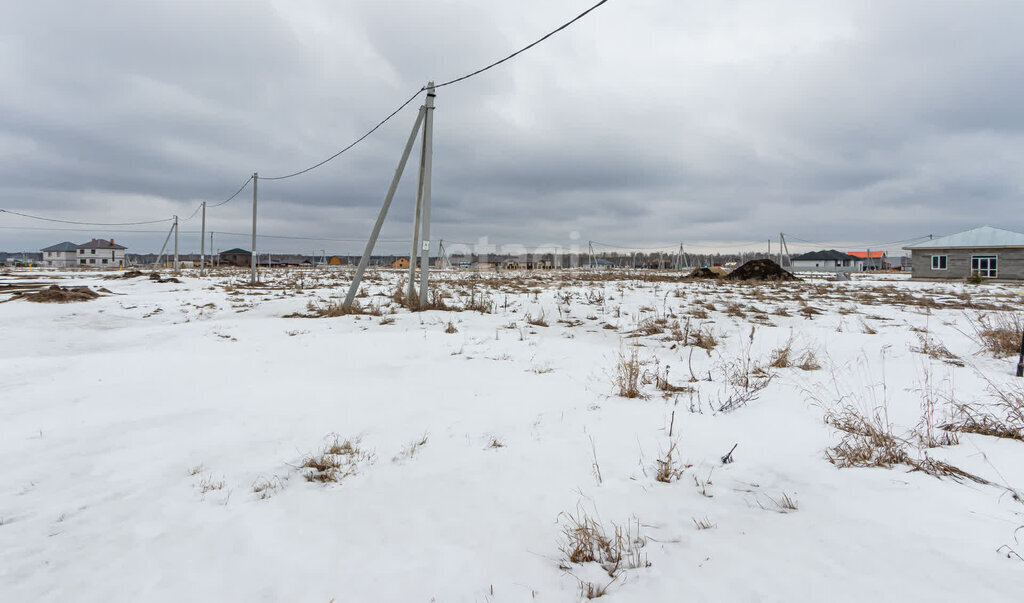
[2,0,1023,255]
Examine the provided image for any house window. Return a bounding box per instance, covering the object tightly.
[79,249,84,254]
[972,255,997,278]
[89,258,96,264]
[931,255,947,270]
[80,259,86,264]
[102,259,108,264]
[90,249,95,254]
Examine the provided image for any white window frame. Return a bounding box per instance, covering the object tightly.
[971,255,997,278]
[931,255,947,270]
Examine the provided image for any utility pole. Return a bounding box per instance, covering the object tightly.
[417,82,436,307]
[199,202,206,276]
[408,111,428,301]
[345,105,427,307]
[154,221,175,270]
[250,172,258,284]
[211,232,215,268]
[173,215,179,273]
[780,233,791,270]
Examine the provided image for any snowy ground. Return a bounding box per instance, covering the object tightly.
[2,267,1024,602]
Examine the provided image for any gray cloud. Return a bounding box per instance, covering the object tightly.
[2,0,1024,256]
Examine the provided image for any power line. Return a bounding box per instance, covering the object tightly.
[258,0,612,182]
[206,230,410,243]
[0,208,172,226]
[260,89,425,181]
[782,233,932,250]
[182,202,204,222]
[435,0,612,89]
[591,240,680,251]
[0,225,171,234]
[209,175,255,208]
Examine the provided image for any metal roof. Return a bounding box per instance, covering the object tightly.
[78,239,127,250]
[904,226,1024,250]
[41,241,78,252]
[791,250,856,261]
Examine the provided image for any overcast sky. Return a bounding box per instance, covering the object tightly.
[2,0,1023,256]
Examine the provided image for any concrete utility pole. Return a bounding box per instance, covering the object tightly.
[407,113,428,300]
[210,232,215,267]
[344,105,427,307]
[199,202,206,276]
[154,221,175,270]
[251,172,258,284]
[417,82,436,307]
[173,215,179,272]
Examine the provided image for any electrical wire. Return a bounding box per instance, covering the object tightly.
[209,175,254,208]
[0,208,172,226]
[206,230,410,243]
[260,89,425,181]
[181,202,204,222]
[435,0,612,89]
[0,225,171,234]
[257,0,612,182]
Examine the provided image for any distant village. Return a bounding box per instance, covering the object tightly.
[1,225,1019,280]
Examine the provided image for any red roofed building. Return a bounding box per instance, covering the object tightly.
[847,250,890,270]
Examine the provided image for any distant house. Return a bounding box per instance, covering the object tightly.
[848,250,890,270]
[219,248,252,267]
[41,242,79,267]
[790,250,863,272]
[76,238,126,268]
[391,257,410,269]
[503,260,553,270]
[904,226,1024,280]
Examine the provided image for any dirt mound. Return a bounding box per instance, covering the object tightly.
[725,259,799,281]
[685,267,721,279]
[24,285,100,303]
[149,273,182,284]
[119,270,145,279]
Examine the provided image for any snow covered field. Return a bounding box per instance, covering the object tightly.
[2,267,1024,602]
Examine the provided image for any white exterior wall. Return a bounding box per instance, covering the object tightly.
[791,259,864,272]
[42,251,78,267]
[75,248,126,268]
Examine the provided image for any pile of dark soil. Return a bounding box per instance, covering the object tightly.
[685,267,720,279]
[149,273,182,284]
[115,270,145,279]
[24,285,100,303]
[725,259,799,281]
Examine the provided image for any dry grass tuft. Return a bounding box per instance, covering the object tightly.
[301,435,373,483]
[655,441,687,483]
[615,348,644,398]
[944,379,1024,441]
[797,350,822,371]
[393,433,429,462]
[967,312,1023,357]
[824,405,910,468]
[911,333,963,366]
[909,456,990,485]
[525,311,549,327]
[558,509,651,579]
[252,476,285,500]
[444,320,458,334]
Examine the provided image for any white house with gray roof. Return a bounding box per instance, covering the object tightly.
[75,238,127,268]
[40,241,79,267]
[790,250,864,272]
[904,226,1024,280]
